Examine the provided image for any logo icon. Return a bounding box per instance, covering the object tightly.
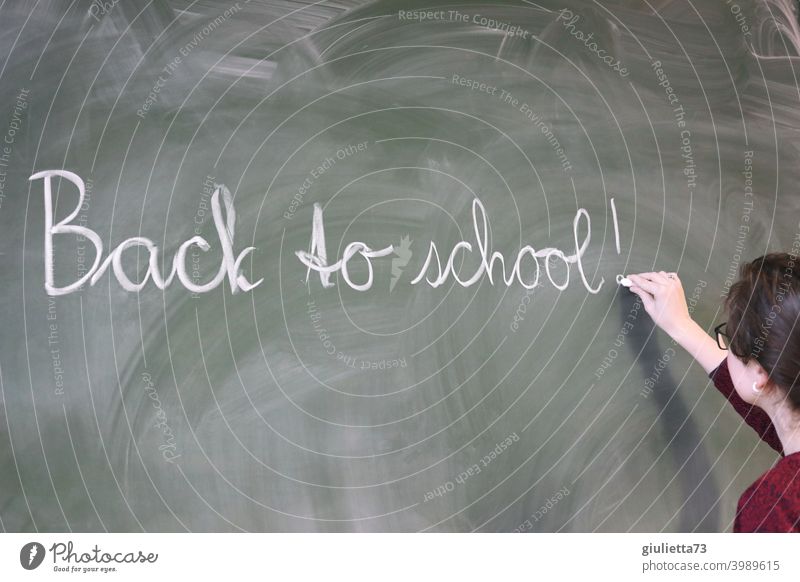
[390,235,413,293]
[20,542,45,570]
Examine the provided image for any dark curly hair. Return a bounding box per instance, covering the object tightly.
[724,252,800,411]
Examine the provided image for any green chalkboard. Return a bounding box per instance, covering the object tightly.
[1,0,799,532]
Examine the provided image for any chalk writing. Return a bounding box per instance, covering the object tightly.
[32,170,621,297]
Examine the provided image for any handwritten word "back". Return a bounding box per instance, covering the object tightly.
[33,170,262,296]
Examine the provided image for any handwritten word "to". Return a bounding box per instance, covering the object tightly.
[296,197,616,294]
[32,170,262,296]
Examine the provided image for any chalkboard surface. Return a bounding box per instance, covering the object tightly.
[1,0,799,532]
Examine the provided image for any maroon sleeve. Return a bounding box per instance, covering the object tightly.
[708,358,784,455]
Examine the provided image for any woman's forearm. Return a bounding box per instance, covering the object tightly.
[667,318,727,375]
[625,273,727,374]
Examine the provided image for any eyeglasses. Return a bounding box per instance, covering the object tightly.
[714,322,730,351]
[714,321,749,359]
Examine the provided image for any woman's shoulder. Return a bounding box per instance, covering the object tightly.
[708,357,728,380]
[744,454,800,497]
[736,454,800,532]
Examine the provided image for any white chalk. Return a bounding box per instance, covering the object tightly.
[616,274,633,287]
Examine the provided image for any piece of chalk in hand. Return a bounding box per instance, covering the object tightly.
[616,274,633,287]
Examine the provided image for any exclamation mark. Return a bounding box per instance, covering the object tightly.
[610,197,621,255]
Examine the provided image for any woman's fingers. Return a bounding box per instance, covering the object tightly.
[628,274,661,294]
[628,271,690,335]
[639,271,669,284]
[629,286,655,313]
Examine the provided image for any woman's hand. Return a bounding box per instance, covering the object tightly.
[627,271,693,339]
[627,271,727,375]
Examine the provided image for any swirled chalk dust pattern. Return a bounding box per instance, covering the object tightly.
[0,0,799,532]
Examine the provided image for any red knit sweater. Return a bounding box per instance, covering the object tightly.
[709,358,800,532]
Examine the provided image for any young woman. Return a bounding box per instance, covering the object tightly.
[627,252,800,532]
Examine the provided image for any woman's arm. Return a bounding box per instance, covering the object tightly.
[628,272,783,455]
[668,318,727,375]
[627,272,727,373]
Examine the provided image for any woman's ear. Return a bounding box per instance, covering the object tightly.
[751,361,774,393]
